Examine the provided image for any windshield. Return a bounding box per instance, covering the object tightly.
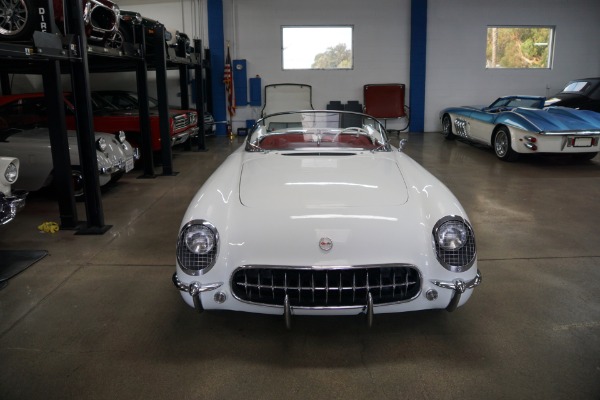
[562,81,590,93]
[246,111,390,152]
[489,97,544,109]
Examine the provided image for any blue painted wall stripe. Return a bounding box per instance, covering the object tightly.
[409,0,427,132]
[207,0,227,135]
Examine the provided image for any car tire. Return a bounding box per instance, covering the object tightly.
[441,114,455,140]
[71,167,86,200]
[493,127,518,162]
[0,0,36,41]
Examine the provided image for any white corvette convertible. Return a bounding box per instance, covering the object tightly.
[173,110,481,327]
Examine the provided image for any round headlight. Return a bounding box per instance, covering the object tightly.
[5,162,18,183]
[184,225,215,254]
[177,220,219,275]
[436,220,468,250]
[118,131,126,143]
[96,137,107,151]
[432,216,476,272]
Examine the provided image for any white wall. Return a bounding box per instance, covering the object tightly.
[426,0,600,131]
[224,0,411,131]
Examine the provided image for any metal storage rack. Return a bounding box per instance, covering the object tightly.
[0,0,208,234]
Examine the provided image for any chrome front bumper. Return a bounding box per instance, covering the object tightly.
[431,269,482,312]
[171,127,198,146]
[172,273,223,312]
[100,148,140,175]
[173,269,483,329]
[0,190,27,225]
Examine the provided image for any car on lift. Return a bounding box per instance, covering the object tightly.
[92,90,214,135]
[0,98,139,197]
[0,156,27,225]
[172,110,482,328]
[0,125,138,198]
[0,0,120,47]
[545,78,600,112]
[440,95,600,161]
[0,92,197,154]
[107,10,188,58]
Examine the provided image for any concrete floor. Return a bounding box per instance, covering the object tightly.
[1,133,599,399]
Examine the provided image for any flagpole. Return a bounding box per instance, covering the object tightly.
[224,40,235,138]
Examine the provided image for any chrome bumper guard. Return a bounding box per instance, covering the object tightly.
[0,190,28,225]
[431,269,482,312]
[172,273,223,312]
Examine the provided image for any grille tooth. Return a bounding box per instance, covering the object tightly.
[231,265,421,308]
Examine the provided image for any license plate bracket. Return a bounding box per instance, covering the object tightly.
[573,137,593,147]
[125,157,134,172]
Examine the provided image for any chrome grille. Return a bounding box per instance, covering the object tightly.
[231,265,421,308]
[173,114,190,131]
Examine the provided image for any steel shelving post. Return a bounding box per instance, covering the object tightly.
[64,0,110,234]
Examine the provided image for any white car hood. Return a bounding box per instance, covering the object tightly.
[239,153,408,208]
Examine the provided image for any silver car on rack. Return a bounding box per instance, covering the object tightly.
[0,127,139,198]
[0,156,27,225]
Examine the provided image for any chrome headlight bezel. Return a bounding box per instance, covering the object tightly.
[4,162,18,183]
[432,216,476,273]
[177,220,219,276]
[96,137,107,151]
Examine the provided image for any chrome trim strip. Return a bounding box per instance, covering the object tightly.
[540,130,600,136]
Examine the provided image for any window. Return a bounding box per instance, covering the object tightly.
[282,26,353,70]
[486,26,554,69]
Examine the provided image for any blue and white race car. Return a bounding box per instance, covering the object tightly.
[440,96,600,161]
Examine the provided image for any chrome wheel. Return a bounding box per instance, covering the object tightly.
[493,128,518,161]
[0,0,28,36]
[494,130,509,157]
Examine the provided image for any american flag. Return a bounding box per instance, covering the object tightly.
[224,45,236,117]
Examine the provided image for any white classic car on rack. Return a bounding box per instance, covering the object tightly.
[0,127,138,198]
[0,156,26,225]
[173,110,481,327]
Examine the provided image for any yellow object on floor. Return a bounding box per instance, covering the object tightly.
[38,222,59,234]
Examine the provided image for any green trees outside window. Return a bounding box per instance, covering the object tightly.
[486,26,554,69]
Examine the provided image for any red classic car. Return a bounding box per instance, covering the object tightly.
[0,93,198,152]
[0,0,119,46]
